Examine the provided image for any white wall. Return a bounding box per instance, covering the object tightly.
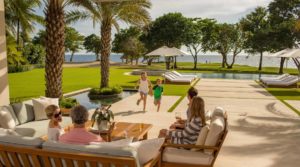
[0,0,10,105]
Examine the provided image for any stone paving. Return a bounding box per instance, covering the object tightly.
[111,78,300,167]
[110,94,180,139]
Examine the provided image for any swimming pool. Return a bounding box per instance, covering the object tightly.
[70,91,136,110]
[184,72,279,80]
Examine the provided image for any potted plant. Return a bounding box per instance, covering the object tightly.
[59,98,79,115]
[91,105,114,131]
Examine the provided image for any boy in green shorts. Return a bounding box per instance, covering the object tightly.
[153,79,164,112]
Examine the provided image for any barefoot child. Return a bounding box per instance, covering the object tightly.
[136,72,152,111]
[153,78,163,112]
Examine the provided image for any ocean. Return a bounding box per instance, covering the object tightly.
[64,54,297,69]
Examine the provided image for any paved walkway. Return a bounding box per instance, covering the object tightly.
[111,78,300,167]
[110,94,180,139]
[187,79,299,167]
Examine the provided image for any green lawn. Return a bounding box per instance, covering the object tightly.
[8,66,190,102]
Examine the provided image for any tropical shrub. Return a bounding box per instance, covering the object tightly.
[23,43,45,64]
[59,98,79,109]
[88,86,123,99]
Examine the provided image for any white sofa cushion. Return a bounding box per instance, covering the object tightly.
[163,147,214,165]
[0,128,19,136]
[0,134,43,148]
[192,125,210,151]
[0,108,16,129]
[204,117,225,154]
[43,138,164,167]
[129,138,164,165]
[11,101,35,124]
[1,105,20,125]
[32,97,59,121]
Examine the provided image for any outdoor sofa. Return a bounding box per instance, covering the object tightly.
[0,97,227,167]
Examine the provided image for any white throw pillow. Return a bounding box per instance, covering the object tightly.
[0,128,19,136]
[129,138,165,165]
[204,117,225,154]
[32,98,59,121]
[192,125,209,151]
[0,109,16,129]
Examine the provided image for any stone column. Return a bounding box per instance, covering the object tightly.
[0,0,10,105]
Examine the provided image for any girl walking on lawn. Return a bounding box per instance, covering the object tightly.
[153,78,163,112]
[136,72,152,111]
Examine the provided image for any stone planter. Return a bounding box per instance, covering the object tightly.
[60,108,71,116]
[88,93,122,100]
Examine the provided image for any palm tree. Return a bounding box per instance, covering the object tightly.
[92,0,151,88]
[44,0,96,98]
[4,0,43,47]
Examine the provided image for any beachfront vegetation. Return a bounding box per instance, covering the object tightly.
[84,34,101,61]
[141,12,188,69]
[65,27,85,62]
[113,27,146,65]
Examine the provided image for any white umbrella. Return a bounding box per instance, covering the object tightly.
[146,46,188,57]
[146,46,189,70]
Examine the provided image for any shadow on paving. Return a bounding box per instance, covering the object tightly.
[226,116,300,167]
[114,110,146,117]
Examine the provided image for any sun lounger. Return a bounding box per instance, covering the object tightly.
[163,73,194,84]
[260,74,290,83]
[264,75,299,87]
[171,71,197,79]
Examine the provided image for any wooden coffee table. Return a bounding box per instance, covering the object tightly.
[89,121,152,142]
[64,121,153,142]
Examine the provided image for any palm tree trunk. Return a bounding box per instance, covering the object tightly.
[258,51,263,71]
[16,19,20,49]
[279,57,286,74]
[100,19,112,88]
[70,52,74,62]
[45,0,65,98]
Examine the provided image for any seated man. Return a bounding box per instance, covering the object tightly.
[170,87,198,130]
[59,105,103,145]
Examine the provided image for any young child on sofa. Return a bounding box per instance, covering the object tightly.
[45,105,64,141]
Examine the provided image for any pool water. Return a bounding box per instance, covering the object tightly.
[185,72,279,80]
[70,91,137,110]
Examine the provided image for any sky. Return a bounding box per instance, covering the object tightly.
[34,0,273,54]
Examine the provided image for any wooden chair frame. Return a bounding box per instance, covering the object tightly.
[161,119,228,167]
[0,144,161,167]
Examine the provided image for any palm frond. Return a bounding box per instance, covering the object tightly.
[65,10,91,25]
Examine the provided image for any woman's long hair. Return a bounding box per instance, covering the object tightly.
[189,96,206,126]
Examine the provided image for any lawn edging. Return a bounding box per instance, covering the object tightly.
[167,79,200,113]
[280,100,300,116]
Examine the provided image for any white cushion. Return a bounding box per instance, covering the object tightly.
[204,117,225,154]
[0,108,16,129]
[192,125,210,151]
[212,107,226,121]
[163,147,213,165]
[11,101,35,124]
[1,105,20,125]
[32,98,59,121]
[0,134,43,148]
[43,138,164,167]
[129,138,165,165]
[0,128,19,136]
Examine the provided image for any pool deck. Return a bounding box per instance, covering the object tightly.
[110,78,300,167]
